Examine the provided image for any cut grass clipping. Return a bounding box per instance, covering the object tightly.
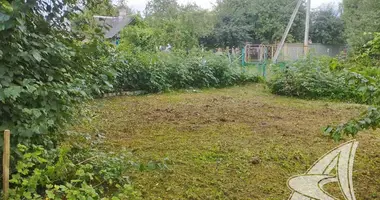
[72,84,380,199]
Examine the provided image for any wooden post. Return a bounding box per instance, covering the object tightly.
[3,130,10,200]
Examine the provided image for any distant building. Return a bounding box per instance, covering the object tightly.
[93,9,133,45]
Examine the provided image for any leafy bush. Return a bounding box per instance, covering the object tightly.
[0,2,127,195]
[269,59,348,99]
[269,57,380,105]
[6,143,169,199]
[114,50,260,93]
[0,0,118,149]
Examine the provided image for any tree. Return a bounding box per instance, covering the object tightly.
[310,4,345,44]
[145,0,180,19]
[254,0,306,44]
[343,0,380,48]
[137,0,215,49]
[207,0,256,47]
[118,15,163,52]
[174,4,215,48]
[204,0,306,48]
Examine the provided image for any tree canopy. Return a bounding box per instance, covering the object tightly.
[343,0,380,48]
[310,3,344,45]
[120,0,377,49]
[201,0,306,48]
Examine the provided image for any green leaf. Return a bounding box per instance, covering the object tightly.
[23,191,32,199]
[0,13,10,22]
[364,118,372,124]
[46,190,55,199]
[4,86,23,100]
[31,50,42,62]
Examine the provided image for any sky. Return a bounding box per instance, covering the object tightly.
[127,0,342,13]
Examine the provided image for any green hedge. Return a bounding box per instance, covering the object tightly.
[268,57,380,105]
[114,51,260,93]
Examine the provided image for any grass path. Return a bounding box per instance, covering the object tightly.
[73,84,380,199]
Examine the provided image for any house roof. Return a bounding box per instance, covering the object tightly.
[94,15,133,39]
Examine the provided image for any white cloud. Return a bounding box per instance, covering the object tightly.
[126,0,342,12]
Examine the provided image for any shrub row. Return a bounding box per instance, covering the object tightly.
[268,57,380,105]
[113,50,261,93]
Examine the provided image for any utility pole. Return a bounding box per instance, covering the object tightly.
[273,0,303,63]
[304,0,311,56]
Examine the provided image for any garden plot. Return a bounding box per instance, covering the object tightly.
[73,84,380,199]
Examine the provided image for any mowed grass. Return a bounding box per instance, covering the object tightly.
[73,84,380,199]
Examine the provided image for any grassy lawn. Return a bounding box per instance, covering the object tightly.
[72,84,380,199]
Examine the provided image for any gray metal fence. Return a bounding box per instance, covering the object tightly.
[278,43,346,61]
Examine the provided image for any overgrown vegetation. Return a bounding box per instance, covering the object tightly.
[113,50,260,93]
[0,0,261,197]
[269,33,380,140]
[269,58,380,105]
[1,0,380,197]
[8,140,171,199]
[343,0,380,49]
[9,144,142,199]
[0,0,259,147]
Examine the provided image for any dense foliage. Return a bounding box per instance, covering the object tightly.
[8,144,140,199]
[0,0,118,150]
[0,0,261,196]
[134,0,347,49]
[310,4,345,45]
[202,0,306,47]
[343,0,380,48]
[141,0,215,50]
[114,50,260,93]
[7,142,170,199]
[269,58,380,105]
[118,0,347,49]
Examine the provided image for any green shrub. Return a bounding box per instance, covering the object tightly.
[5,143,170,199]
[269,59,347,99]
[114,50,260,93]
[268,57,380,105]
[0,0,117,150]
